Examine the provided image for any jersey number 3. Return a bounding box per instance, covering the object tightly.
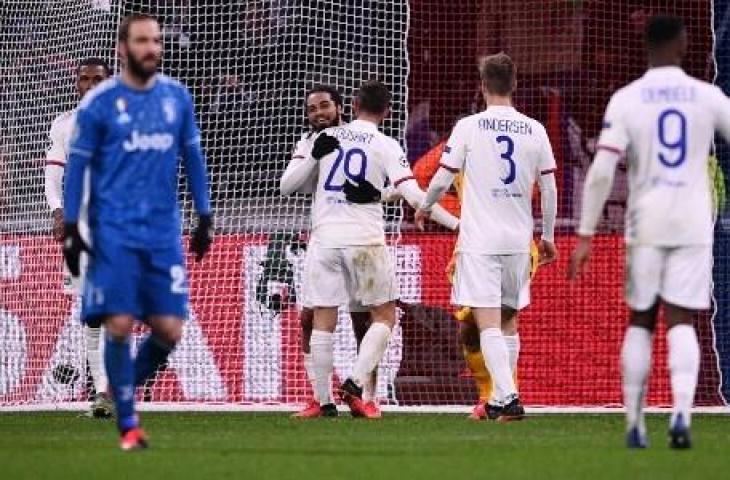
[496,135,516,184]
[324,147,368,191]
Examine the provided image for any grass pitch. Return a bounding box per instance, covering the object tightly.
[1,412,728,479]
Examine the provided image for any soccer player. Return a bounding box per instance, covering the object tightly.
[45,57,113,418]
[282,84,391,417]
[63,13,212,450]
[281,80,459,418]
[568,15,730,449]
[416,53,558,422]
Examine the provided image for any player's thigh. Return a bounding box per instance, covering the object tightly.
[625,246,664,311]
[140,243,189,319]
[452,253,501,308]
[500,254,531,311]
[344,245,398,308]
[661,245,712,311]
[304,245,348,307]
[82,239,143,323]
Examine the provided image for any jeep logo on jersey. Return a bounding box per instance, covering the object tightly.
[122,130,174,152]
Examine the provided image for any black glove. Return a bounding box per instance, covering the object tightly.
[191,214,213,262]
[343,179,382,204]
[62,223,91,277]
[311,133,339,159]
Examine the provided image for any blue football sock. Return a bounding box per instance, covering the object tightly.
[134,334,173,387]
[104,333,137,433]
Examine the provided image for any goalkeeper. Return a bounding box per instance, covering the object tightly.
[63,14,212,451]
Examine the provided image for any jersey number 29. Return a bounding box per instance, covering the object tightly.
[324,147,368,191]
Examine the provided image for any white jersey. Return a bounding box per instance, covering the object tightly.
[441,106,556,254]
[46,110,76,167]
[310,119,413,247]
[290,131,318,194]
[597,66,730,246]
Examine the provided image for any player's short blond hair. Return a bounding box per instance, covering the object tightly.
[479,52,516,96]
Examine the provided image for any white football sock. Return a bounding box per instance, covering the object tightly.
[480,328,517,403]
[310,330,334,405]
[668,324,700,428]
[362,369,378,403]
[303,352,317,402]
[621,326,652,435]
[351,323,391,388]
[85,326,108,394]
[504,334,520,374]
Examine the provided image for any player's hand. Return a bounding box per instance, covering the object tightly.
[311,133,339,160]
[538,239,558,266]
[62,223,91,277]
[568,236,592,280]
[191,214,214,262]
[414,208,430,231]
[343,179,381,204]
[52,208,64,242]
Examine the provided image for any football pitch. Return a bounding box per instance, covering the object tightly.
[1,412,729,479]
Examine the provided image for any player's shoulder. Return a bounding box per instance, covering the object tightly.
[49,109,75,131]
[157,74,193,99]
[77,76,120,111]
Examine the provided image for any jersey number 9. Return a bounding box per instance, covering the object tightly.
[657,109,687,168]
[324,147,368,191]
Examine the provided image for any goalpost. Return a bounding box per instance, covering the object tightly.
[1,0,728,412]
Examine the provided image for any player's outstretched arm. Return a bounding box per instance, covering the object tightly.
[400,176,459,231]
[568,148,620,279]
[45,118,66,241]
[537,171,558,265]
[414,166,457,230]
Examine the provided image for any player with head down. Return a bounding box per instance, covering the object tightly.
[282,85,399,417]
[282,80,459,418]
[63,13,212,450]
[570,15,730,449]
[45,57,113,418]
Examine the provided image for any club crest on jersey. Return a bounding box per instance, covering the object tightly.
[116,97,131,124]
[398,156,409,168]
[162,97,176,124]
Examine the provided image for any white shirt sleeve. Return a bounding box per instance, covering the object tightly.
[711,86,730,143]
[577,149,620,236]
[398,179,459,230]
[280,136,318,195]
[538,126,558,174]
[44,164,64,211]
[382,141,415,188]
[537,172,557,241]
[45,117,67,166]
[439,120,468,173]
[595,93,630,154]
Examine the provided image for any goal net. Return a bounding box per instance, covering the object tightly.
[0,0,727,410]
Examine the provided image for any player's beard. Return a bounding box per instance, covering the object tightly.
[312,116,339,132]
[126,50,159,82]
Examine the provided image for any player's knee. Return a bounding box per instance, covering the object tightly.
[460,323,481,352]
[501,307,518,335]
[150,317,184,346]
[104,315,135,339]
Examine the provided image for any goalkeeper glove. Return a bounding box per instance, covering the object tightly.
[62,223,91,277]
[311,133,339,160]
[191,214,213,262]
[343,178,381,204]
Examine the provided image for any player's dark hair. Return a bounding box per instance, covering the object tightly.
[645,15,685,51]
[355,80,391,115]
[479,52,515,96]
[77,57,112,77]
[118,13,158,43]
[306,84,343,108]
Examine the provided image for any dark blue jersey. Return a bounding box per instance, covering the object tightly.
[64,74,211,247]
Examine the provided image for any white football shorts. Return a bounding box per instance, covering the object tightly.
[625,245,712,311]
[452,252,531,310]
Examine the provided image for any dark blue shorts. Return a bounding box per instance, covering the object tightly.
[81,239,189,325]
